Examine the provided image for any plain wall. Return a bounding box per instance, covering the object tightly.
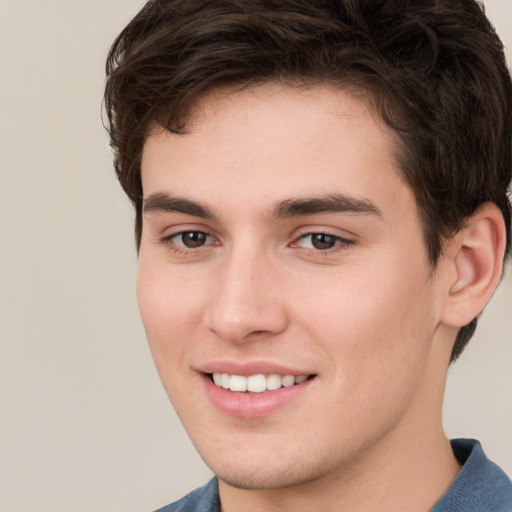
[0,1,510,511]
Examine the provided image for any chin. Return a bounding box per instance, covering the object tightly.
[201,450,329,491]
[215,467,314,491]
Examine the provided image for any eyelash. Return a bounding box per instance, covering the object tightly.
[293,232,355,254]
[160,230,354,256]
[161,230,216,254]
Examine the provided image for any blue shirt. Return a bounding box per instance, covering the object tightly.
[156,439,512,512]
[431,439,512,511]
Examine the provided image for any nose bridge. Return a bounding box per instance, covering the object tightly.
[206,241,287,343]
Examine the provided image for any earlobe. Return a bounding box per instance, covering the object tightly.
[441,203,506,328]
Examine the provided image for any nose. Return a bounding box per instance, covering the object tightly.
[205,247,289,344]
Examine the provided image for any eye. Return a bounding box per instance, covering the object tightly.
[168,231,213,249]
[296,232,353,251]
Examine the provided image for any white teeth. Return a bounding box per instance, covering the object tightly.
[281,375,295,387]
[211,372,309,392]
[229,375,247,392]
[266,373,282,391]
[221,373,230,389]
[247,374,267,393]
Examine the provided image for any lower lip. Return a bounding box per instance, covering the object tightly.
[202,375,315,418]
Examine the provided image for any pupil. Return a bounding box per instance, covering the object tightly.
[182,232,206,248]
[312,233,336,250]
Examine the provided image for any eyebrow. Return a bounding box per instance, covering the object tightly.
[143,192,215,219]
[143,192,381,220]
[271,194,382,219]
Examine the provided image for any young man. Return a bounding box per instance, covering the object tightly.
[104,1,512,510]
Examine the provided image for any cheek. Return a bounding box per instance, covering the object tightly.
[136,262,205,374]
[294,259,434,392]
[298,264,425,336]
[301,277,435,449]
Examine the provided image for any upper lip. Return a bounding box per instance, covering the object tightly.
[199,359,314,376]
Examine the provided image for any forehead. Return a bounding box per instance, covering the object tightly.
[141,83,410,219]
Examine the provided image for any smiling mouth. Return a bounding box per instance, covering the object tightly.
[209,373,315,393]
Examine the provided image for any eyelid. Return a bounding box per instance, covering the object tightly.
[158,225,355,256]
[290,229,355,253]
[160,228,219,253]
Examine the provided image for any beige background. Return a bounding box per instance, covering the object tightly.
[0,1,510,511]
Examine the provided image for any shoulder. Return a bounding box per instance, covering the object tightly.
[153,478,220,512]
[431,439,512,512]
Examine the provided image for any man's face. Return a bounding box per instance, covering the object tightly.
[138,84,451,490]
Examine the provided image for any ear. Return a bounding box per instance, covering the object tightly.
[440,202,507,328]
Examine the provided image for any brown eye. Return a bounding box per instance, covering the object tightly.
[310,233,338,250]
[295,232,353,252]
[178,231,209,248]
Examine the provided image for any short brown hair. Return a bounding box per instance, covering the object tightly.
[104,0,512,361]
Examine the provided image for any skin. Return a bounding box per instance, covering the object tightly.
[138,83,468,511]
